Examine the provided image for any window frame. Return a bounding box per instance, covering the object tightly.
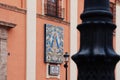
[44,0,64,19]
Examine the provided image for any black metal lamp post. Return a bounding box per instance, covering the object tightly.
[72,0,120,80]
[64,52,69,80]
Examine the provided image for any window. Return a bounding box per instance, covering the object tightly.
[44,0,64,19]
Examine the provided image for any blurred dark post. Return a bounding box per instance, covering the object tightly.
[72,0,120,80]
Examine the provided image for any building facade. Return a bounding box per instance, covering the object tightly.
[0,0,70,80]
[0,0,120,80]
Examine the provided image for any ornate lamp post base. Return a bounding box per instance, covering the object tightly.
[75,57,118,80]
[72,0,120,80]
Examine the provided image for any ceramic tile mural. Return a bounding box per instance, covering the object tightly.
[44,24,64,64]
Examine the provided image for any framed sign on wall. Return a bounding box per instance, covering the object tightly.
[44,24,64,64]
[49,64,60,76]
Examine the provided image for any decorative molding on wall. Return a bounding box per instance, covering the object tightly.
[0,3,26,14]
[37,14,70,26]
[0,3,70,26]
[0,21,16,28]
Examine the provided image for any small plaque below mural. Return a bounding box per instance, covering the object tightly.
[49,65,60,76]
[44,24,64,64]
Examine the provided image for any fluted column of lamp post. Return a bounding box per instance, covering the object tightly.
[72,0,120,80]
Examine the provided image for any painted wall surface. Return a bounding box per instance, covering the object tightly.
[0,7,26,80]
[111,0,116,3]
[77,0,84,50]
[37,0,42,14]
[0,0,26,8]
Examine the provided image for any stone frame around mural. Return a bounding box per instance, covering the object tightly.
[44,24,64,64]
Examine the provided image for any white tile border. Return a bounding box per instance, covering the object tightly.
[46,63,60,79]
[26,0,36,80]
[115,61,120,80]
[115,3,120,80]
[116,3,120,55]
[70,0,78,80]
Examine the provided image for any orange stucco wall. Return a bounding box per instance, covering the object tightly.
[37,0,42,14]
[64,0,70,22]
[78,0,84,24]
[111,0,116,3]
[0,0,26,8]
[0,7,26,80]
[77,0,84,50]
